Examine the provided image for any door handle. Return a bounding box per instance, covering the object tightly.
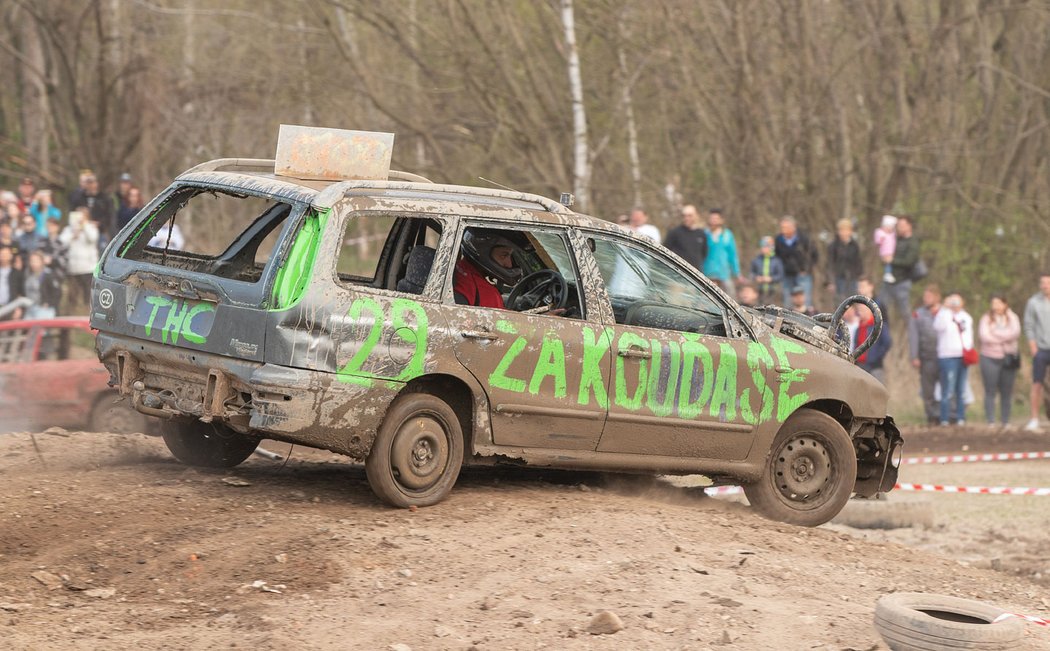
[461,330,500,341]
[774,365,792,374]
[618,346,652,360]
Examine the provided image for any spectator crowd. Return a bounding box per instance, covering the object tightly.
[0,171,142,321]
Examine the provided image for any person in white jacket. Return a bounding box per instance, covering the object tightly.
[59,208,99,308]
[933,293,974,425]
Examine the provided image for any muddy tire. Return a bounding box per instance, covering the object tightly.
[90,393,150,434]
[160,419,258,468]
[743,409,856,527]
[365,392,464,508]
[874,592,1024,650]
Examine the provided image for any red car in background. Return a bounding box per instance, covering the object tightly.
[0,317,148,433]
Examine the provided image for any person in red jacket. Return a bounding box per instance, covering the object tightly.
[453,229,523,309]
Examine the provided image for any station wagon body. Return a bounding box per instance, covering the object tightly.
[92,131,901,526]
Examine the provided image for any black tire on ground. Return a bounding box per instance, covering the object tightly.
[874,592,1024,651]
[743,408,857,527]
[365,392,464,508]
[160,419,259,468]
[89,392,150,434]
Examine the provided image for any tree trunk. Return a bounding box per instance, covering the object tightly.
[617,12,642,210]
[16,11,51,178]
[560,0,591,212]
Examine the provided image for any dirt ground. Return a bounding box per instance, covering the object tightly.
[1,426,1048,650]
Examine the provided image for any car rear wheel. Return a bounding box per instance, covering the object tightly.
[160,419,259,468]
[365,392,464,508]
[744,408,856,527]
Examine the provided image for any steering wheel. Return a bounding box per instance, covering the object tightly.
[506,269,568,312]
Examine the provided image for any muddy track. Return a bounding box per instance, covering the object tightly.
[0,430,1047,650]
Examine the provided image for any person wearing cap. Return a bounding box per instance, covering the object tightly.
[749,235,784,306]
[453,229,524,309]
[789,285,816,316]
[116,172,134,210]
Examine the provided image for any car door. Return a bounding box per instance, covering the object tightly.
[444,221,612,450]
[581,232,780,460]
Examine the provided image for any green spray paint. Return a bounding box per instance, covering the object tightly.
[389,298,428,382]
[142,295,215,344]
[708,343,738,420]
[741,341,776,425]
[488,320,528,393]
[529,332,567,398]
[577,326,611,408]
[119,197,170,257]
[271,208,329,310]
[677,339,715,419]
[614,332,649,411]
[771,336,811,421]
[337,297,385,386]
[646,340,682,418]
[335,296,431,387]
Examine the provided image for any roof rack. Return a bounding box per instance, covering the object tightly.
[313,180,571,215]
[179,158,569,215]
[180,158,434,184]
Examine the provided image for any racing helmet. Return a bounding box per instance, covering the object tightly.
[460,228,524,285]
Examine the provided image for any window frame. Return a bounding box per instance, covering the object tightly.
[330,210,452,300]
[442,219,592,321]
[105,182,309,306]
[581,229,753,339]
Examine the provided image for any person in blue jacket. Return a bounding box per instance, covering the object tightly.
[853,301,892,385]
[702,208,743,298]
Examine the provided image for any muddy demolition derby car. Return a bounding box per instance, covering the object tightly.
[91,126,901,526]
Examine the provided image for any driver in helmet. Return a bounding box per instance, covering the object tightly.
[453,229,523,309]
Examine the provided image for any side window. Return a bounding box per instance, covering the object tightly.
[336,215,443,295]
[590,236,726,335]
[337,214,399,283]
[450,225,586,319]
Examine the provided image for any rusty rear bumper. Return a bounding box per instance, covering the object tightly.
[96,333,398,458]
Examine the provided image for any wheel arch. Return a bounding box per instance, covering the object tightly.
[399,372,491,457]
[799,398,854,431]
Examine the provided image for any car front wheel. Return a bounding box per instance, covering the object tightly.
[160,419,259,468]
[365,392,464,508]
[744,408,856,527]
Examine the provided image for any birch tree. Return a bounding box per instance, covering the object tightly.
[560,0,591,212]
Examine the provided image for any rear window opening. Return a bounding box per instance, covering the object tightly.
[118,187,296,284]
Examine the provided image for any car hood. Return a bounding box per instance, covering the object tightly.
[743,305,852,361]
